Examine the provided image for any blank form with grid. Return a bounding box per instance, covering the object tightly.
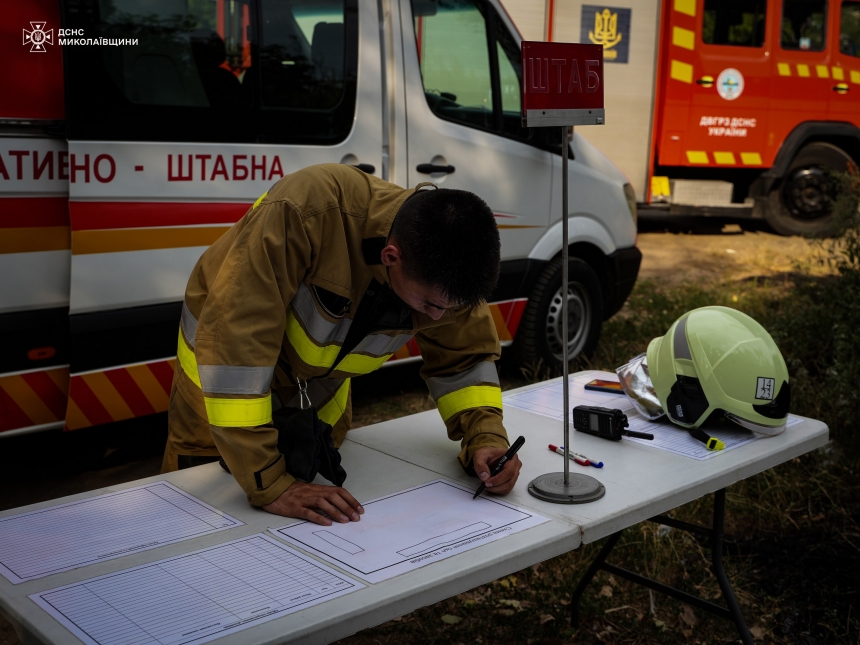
[30,534,364,645]
[0,482,242,584]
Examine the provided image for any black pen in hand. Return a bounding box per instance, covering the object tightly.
[473,436,526,499]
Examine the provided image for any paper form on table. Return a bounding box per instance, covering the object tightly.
[30,534,363,645]
[0,481,242,584]
[271,479,549,584]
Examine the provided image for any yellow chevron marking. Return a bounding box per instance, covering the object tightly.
[713,152,736,165]
[777,63,791,76]
[0,376,58,425]
[127,364,171,412]
[81,372,134,422]
[797,64,810,77]
[686,151,709,164]
[741,152,763,165]
[832,67,845,80]
[65,398,92,431]
[816,65,829,78]
[489,305,513,342]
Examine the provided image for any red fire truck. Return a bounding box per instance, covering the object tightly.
[504,0,860,237]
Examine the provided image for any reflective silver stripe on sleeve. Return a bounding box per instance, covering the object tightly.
[198,365,275,395]
[181,303,198,348]
[351,332,413,357]
[292,283,351,345]
[284,378,345,408]
[426,361,500,401]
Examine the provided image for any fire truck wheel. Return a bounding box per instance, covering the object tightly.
[513,256,603,372]
[766,142,853,237]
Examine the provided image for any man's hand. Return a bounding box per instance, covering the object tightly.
[262,481,364,526]
[472,446,522,495]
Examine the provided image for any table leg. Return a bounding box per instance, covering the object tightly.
[711,489,754,645]
[568,489,755,644]
[569,531,621,626]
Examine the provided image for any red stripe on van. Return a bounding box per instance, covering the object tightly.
[70,202,252,231]
[0,197,69,228]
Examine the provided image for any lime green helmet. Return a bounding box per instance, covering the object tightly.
[647,307,790,442]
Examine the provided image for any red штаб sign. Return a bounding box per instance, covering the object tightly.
[521,41,605,127]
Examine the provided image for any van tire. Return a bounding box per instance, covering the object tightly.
[513,257,603,372]
[765,142,852,237]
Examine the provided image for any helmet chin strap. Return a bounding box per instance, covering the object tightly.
[686,426,725,451]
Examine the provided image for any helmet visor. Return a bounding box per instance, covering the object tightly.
[724,411,786,436]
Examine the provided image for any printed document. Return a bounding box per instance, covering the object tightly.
[272,480,549,583]
[503,375,804,460]
[31,534,363,645]
[0,481,242,584]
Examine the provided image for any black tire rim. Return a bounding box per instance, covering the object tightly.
[781,166,833,221]
[545,283,590,361]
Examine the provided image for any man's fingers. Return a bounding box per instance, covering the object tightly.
[472,453,492,481]
[336,488,364,515]
[316,498,350,523]
[486,456,520,486]
[300,507,332,527]
[326,490,361,522]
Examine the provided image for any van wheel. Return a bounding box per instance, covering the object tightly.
[765,142,852,237]
[514,257,603,372]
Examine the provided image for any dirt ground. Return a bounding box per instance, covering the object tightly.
[0,216,827,645]
[635,215,831,285]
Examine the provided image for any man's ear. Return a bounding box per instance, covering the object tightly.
[380,244,401,267]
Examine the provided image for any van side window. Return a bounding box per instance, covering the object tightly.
[412,0,495,130]
[62,0,358,145]
[259,0,348,109]
[494,14,529,139]
[702,0,767,47]
[781,0,828,51]
[841,1,860,57]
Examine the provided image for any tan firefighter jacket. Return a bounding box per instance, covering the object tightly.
[168,164,508,506]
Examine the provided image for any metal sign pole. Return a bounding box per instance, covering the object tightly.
[522,39,606,504]
[561,125,570,488]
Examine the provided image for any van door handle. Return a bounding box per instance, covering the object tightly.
[351,163,376,174]
[833,83,850,93]
[416,163,456,174]
[696,76,714,87]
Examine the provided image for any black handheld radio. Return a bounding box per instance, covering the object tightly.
[573,405,654,441]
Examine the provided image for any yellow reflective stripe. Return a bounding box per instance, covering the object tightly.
[686,151,709,164]
[674,0,695,17]
[335,352,392,375]
[285,310,340,368]
[436,385,502,422]
[204,394,272,427]
[252,191,268,209]
[670,60,693,83]
[318,379,350,426]
[777,62,791,76]
[672,26,695,50]
[176,329,201,388]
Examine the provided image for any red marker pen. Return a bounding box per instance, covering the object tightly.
[548,444,589,466]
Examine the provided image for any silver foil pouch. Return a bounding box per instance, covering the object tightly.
[615,353,665,421]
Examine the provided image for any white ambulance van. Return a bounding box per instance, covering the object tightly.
[1,0,640,436]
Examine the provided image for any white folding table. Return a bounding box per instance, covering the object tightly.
[0,371,828,645]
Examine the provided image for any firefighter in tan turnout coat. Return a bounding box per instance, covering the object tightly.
[164,164,522,526]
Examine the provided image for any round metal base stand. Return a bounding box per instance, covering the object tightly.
[528,472,606,504]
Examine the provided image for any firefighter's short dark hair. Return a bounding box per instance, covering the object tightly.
[390,188,500,308]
